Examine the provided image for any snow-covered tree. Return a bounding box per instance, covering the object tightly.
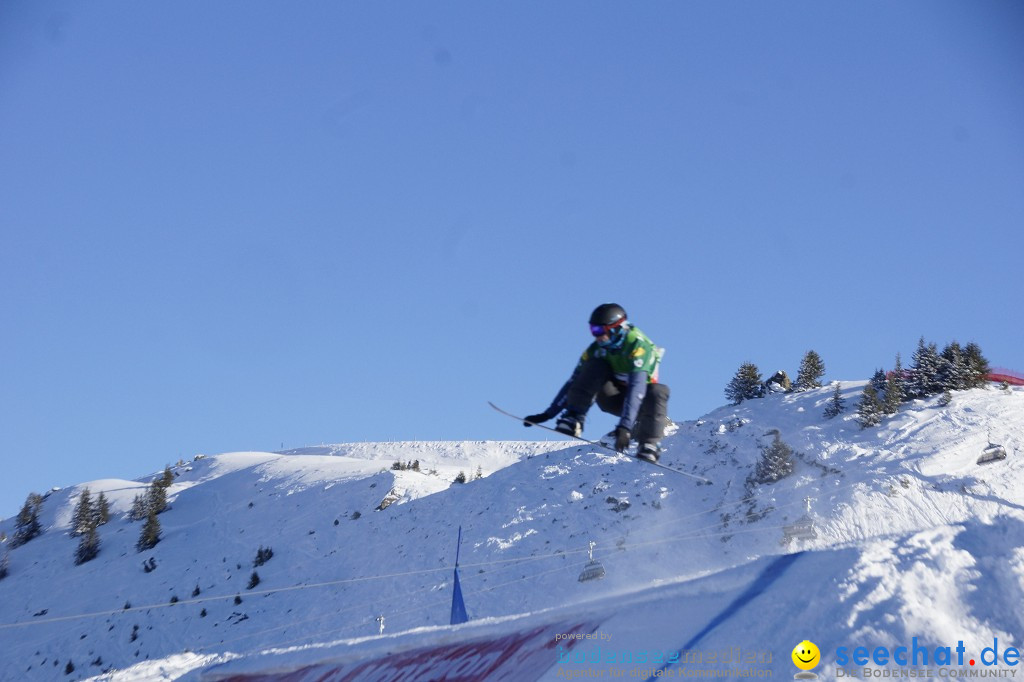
[137,509,161,552]
[795,350,826,390]
[883,354,905,415]
[71,488,94,537]
[72,488,102,564]
[12,493,43,547]
[158,466,174,489]
[753,432,795,484]
[870,368,888,394]
[939,342,969,392]
[75,522,100,565]
[907,337,943,398]
[964,342,990,389]
[128,494,147,521]
[856,383,884,428]
[0,548,9,580]
[823,383,845,419]
[94,491,111,527]
[146,480,168,516]
[725,362,763,405]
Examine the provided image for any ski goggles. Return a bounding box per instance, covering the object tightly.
[590,320,625,337]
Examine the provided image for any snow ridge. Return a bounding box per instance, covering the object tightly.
[0,383,1021,681]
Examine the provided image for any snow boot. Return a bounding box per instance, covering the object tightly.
[636,443,661,463]
[555,411,584,437]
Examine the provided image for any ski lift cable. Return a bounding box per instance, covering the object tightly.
[0,565,461,631]
[195,589,443,654]
[193,549,575,655]
[191,570,463,654]
[210,557,587,657]
[238,561,582,657]
[267,560,581,654]
[0,541,596,632]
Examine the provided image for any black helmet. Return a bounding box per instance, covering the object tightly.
[589,303,627,328]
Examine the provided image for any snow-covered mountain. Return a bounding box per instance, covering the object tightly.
[1,383,1021,681]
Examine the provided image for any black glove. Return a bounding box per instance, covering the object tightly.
[524,411,555,427]
[614,426,631,453]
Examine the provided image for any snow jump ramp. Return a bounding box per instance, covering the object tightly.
[198,551,807,681]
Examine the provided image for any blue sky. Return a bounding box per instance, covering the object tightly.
[1,1,1022,518]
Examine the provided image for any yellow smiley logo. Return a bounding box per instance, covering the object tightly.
[792,640,820,671]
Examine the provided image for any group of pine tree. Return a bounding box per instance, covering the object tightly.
[855,339,989,428]
[129,466,175,553]
[723,338,990,428]
[724,339,990,491]
[1,466,177,577]
[725,349,828,405]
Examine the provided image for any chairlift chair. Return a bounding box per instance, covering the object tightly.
[782,498,818,547]
[978,432,1008,465]
[578,541,606,583]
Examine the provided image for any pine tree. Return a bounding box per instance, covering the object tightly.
[725,362,763,405]
[0,548,10,580]
[129,494,147,521]
[870,368,887,393]
[883,354,905,415]
[137,508,161,552]
[73,489,103,564]
[146,480,168,515]
[939,342,969,392]
[159,466,174,489]
[795,351,826,391]
[12,493,43,547]
[823,383,845,419]
[71,488,94,537]
[963,342,990,389]
[75,522,101,565]
[94,492,111,527]
[908,337,943,398]
[753,432,795,483]
[856,383,884,428]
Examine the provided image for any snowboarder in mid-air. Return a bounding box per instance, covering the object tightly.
[523,303,670,463]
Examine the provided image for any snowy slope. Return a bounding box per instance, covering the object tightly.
[0,385,1021,681]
